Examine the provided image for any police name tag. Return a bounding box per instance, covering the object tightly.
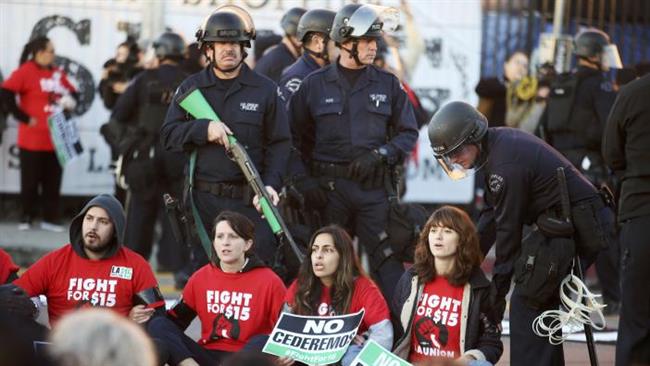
[110,266,133,280]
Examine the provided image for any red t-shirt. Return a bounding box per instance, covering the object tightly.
[285,276,390,334]
[408,276,465,362]
[1,61,76,151]
[0,248,19,284]
[181,264,286,352]
[14,244,159,324]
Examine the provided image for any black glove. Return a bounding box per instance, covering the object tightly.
[348,150,383,184]
[0,284,37,319]
[293,176,328,209]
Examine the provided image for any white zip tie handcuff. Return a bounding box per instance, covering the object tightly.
[532,266,607,345]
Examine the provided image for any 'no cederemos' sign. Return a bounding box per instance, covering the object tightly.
[262,309,365,365]
[350,339,412,366]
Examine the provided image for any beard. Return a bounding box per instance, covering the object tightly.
[82,232,112,254]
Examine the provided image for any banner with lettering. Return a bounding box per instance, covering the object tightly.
[263,309,365,365]
[48,111,83,166]
[351,339,412,366]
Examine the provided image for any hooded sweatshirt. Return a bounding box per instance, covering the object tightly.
[15,194,160,324]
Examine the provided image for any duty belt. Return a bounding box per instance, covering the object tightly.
[195,180,248,199]
[311,161,349,179]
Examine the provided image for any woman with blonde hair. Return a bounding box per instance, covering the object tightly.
[392,206,502,365]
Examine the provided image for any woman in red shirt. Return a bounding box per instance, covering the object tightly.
[148,211,286,366]
[282,225,393,366]
[0,36,77,231]
[392,206,503,365]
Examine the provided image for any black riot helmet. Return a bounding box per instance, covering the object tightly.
[330,4,383,44]
[153,32,186,60]
[574,28,622,69]
[428,101,488,180]
[281,7,307,37]
[196,5,256,50]
[296,9,336,42]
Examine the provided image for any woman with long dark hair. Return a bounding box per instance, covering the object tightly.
[392,206,502,365]
[0,36,77,231]
[282,225,393,366]
[148,211,286,366]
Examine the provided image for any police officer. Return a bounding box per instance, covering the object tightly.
[278,8,336,102]
[539,28,621,312]
[111,32,189,276]
[287,4,418,296]
[161,6,291,267]
[428,101,618,365]
[603,74,650,366]
[254,7,306,83]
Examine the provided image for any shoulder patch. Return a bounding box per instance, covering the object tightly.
[488,173,505,194]
[285,77,302,93]
[600,81,613,92]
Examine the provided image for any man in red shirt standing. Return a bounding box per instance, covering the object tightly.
[14,194,164,325]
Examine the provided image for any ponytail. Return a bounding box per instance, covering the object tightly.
[19,36,50,65]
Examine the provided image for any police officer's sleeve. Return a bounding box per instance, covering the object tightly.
[602,89,628,173]
[160,83,211,153]
[111,77,139,124]
[487,164,530,302]
[261,90,292,189]
[286,79,314,176]
[384,77,418,160]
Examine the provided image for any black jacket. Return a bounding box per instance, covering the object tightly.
[391,267,503,364]
[603,73,650,221]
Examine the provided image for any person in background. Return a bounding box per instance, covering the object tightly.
[0,36,77,232]
[392,206,502,365]
[281,225,393,366]
[254,7,306,82]
[0,249,19,284]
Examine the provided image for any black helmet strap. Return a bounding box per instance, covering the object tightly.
[303,34,330,62]
[204,42,248,73]
[341,39,364,67]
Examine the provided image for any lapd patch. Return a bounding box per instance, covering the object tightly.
[240,102,259,112]
[110,266,133,280]
[285,78,302,93]
[488,174,505,193]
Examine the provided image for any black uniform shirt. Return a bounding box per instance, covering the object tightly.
[160,64,291,189]
[482,128,597,299]
[254,42,297,83]
[603,74,650,221]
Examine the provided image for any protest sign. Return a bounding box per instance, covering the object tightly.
[263,309,365,365]
[350,339,412,366]
[48,111,83,166]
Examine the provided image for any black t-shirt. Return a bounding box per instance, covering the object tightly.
[337,63,365,89]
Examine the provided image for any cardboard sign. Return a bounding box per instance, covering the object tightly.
[48,111,83,166]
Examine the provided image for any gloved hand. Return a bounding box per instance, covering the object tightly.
[348,150,383,184]
[0,284,38,319]
[293,175,328,209]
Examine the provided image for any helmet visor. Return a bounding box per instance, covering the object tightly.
[347,5,400,38]
[602,44,622,69]
[434,144,485,181]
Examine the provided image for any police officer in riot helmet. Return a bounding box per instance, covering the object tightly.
[254,7,306,82]
[538,28,621,313]
[161,6,291,269]
[111,31,190,285]
[287,3,418,297]
[278,8,337,101]
[429,101,618,365]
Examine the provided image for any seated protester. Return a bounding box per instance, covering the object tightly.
[0,249,19,284]
[392,206,503,365]
[148,211,286,366]
[283,225,393,366]
[14,194,164,326]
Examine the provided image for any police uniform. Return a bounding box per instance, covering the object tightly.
[288,61,418,295]
[278,53,320,103]
[603,74,650,366]
[111,63,188,271]
[254,42,297,83]
[161,64,291,266]
[541,65,620,309]
[480,127,617,365]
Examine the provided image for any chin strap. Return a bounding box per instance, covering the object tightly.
[205,43,248,74]
[340,39,364,67]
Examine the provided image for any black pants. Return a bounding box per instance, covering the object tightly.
[324,177,403,298]
[193,190,276,267]
[616,214,650,366]
[510,285,565,365]
[147,316,228,366]
[19,148,62,222]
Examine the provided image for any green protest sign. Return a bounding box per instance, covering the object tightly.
[47,111,83,166]
[350,340,412,366]
[263,309,365,365]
